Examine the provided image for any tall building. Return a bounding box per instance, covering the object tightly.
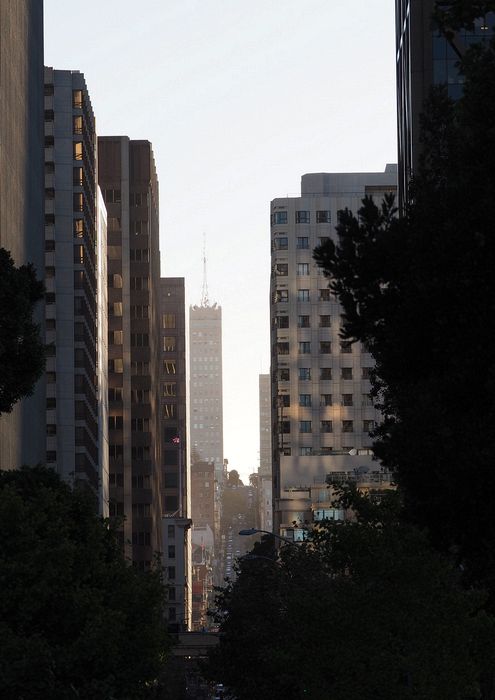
[396,0,495,205]
[159,277,192,631]
[270,167,397,538]
[98,136,162,566]
[0,0,45,469]
[189,304,224,484]
[43,68,108,509]
[258,374,273,532]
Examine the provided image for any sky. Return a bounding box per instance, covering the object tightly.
[44,0,397,482]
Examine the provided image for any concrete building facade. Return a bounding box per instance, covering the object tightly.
[98,136,162,566]
[0,0,45,469]
[189,304,223,484]
[258,374,273,532]
[159,277,192,631]
[43,68,107,507]
[270,167,397,538]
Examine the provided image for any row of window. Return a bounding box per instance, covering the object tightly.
[275,262,313,276]
[281,419,375,434]
[272,210,331,225]
[277,340,353,355]
[278,393,373,407]
[274,288,332,303]
[273,235,329,251]
[275,314,334,328]
[278,367,372,380]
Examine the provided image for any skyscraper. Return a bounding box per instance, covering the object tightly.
[189,303,224,485]
[396,0,495,205]
[0,0,45,469]
[270,167,397,537]
[98,136,162,566]
[43,68,108,509]
[159,277,192,631]
[258,374,273,532]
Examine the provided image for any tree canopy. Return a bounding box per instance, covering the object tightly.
[313,33,495,592]
[0,466,171,699]
[206,491,492,700]
[0,248,45,415]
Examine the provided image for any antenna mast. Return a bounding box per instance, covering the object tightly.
[201,233,209,307]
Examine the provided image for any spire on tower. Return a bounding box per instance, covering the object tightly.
[201,233,209,307]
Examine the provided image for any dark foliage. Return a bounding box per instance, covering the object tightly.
[0,466,171,699]
[205,494,491,700]
[0,248,45,414]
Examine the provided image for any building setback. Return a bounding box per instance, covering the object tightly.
[43,68,108,509]
[270,167,397,538]
[0,0,45,469]
[159,277,192,631]
[98,136,162,566]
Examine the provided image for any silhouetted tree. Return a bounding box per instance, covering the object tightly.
[0,467,171,699]
[0,248,45,415]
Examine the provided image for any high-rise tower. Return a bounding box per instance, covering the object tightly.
[98,137,162,566]
[0,0,45,469]
[43,68,108,510]
[270,167,397,538]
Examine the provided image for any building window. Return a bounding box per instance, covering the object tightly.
[168,525,175,539]
[342,420,354,433]
[300,447,312,456]
[281,421,291,434]
[275,290,289,303]
[276,315,289,328]
[299,421,312,433]
[73,115,83,134]
[363,420,375,433]
[45,266,55,278]
[275,236,288,250]
[320,368,332,380]
[320,394,332,406]
[340,341,353,354]
[73,193,83,212]
[297,263,310,276]
[168,545,176,559]
[297,315,310,328]
[108,388,123,402]
[162,314,176,328]
[298,367,311,380]
[297,237,309,249]
[299,394,312,407]
[163,336,176,352]
[297,289,309,302]
[46,451,57,462]
[342,394,353,406]
[73,142,83,161]
[109,330,123,345]
[362,394,373,407]
[341,367,353,380]
[319,288,331,301]
[108,416,123,431]
[131,332,149,347]
[279,368,290,381]
[73,219,84,238]
[46,424,56,436]
[164,361,176,374]
[46,397,56,409]
[131,418,150,432]
[109,358,124,374]
[362,367,372,380]
[320,342,331,354]
[278,394,290,407]
[109,445,124,460]
[321,420,333,433]
[275,263,288,276]
[163,404,176,419]
[319,315,331,328]
[72,90,83,108]
[73,167,83,186]
[45,293,56,305]
[298,341,311,354]
[130,277,149,291]
[274,211,287,225]
[111,302,123,317]
[104,189,121,204]
[277,342,290,355]
[316,210,331,223]
[296,211,310,224]
[163,382,177,397]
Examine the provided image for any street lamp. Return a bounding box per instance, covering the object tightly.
[238,528,298,546]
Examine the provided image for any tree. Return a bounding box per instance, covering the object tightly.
[0,466,171,699]
[0,248,45,415]
[206,492,491,700]
[313,33,495,591]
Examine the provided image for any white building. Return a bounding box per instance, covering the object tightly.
[270,167,397,537]
[258,374,273,532]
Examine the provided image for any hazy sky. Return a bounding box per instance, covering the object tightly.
[44,0,397,482]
